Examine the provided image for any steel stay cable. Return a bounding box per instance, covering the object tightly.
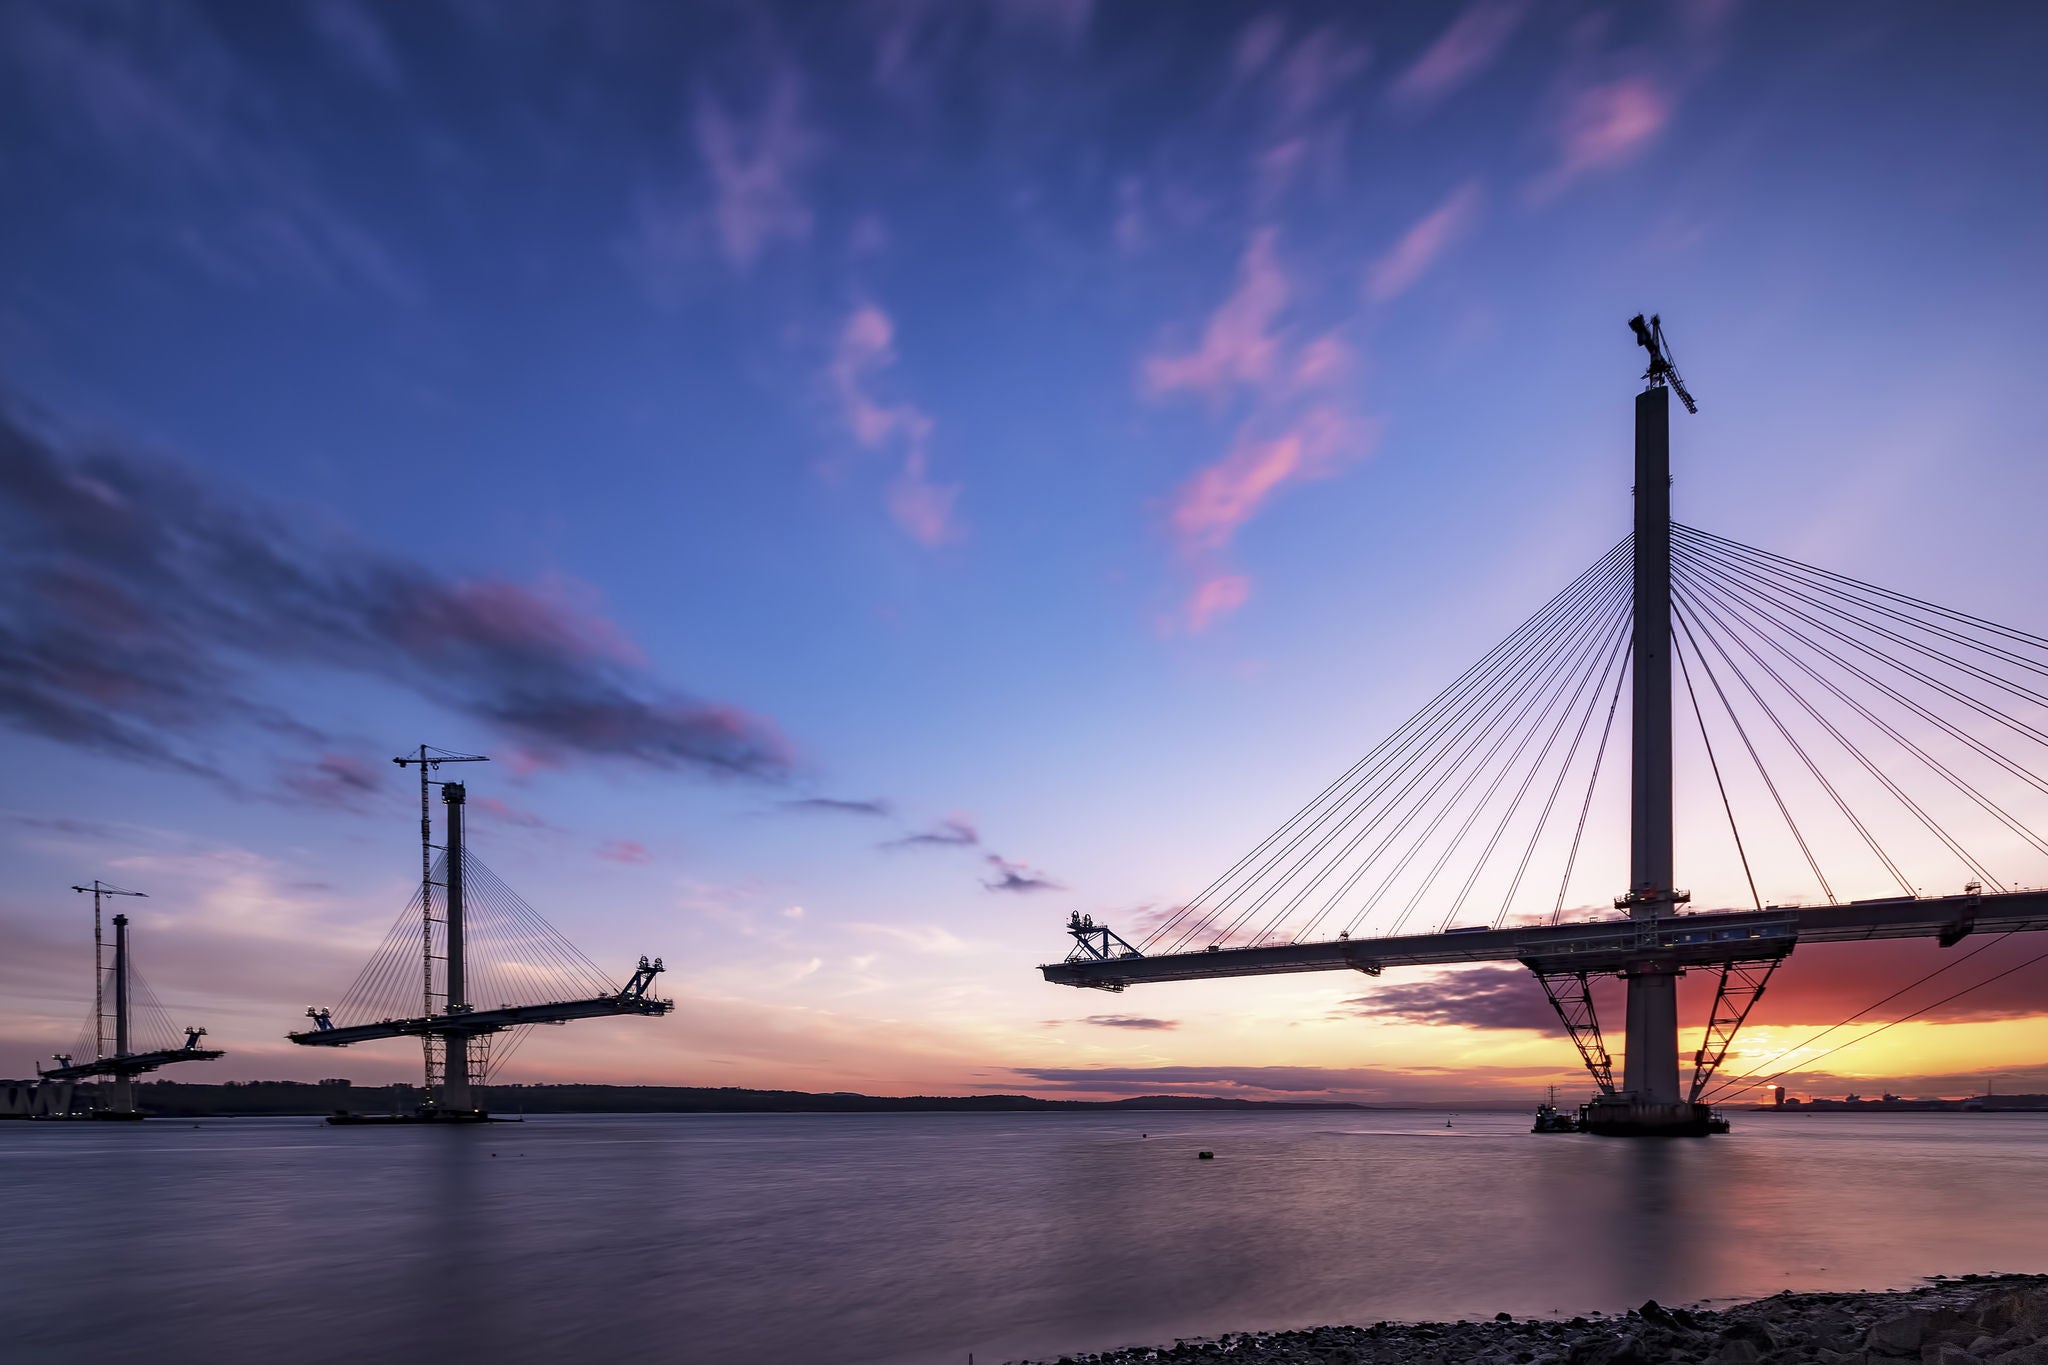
[1143,538,1633,950]
[1401,590,1631,937]
[1675,524,2048,666]
[1680,540,2048,794]
[1175,549,1632,951]
[1493,606,1632,928]
[1675,617,1762,912]
[1161,542,1632,952]
[1705,931,2039,1102]
[467,868,600,1003]
[1680,548,2048,865]
[1334,570,1632,941]
[1676,558,2004,891]
[1701,931,2014,1102]
[1671,592,1837,903]
[336,878,432,1022]
[1281,580,1630,944]
[1437,596,1635,932]
[1274,561,1632,945]
[1675,574,1917,897]
[1289,582,1625,946]
[1147,537,1633,950]
[1678,532,2048,752]
[465,852,618,994]
[1551,639,1631,923]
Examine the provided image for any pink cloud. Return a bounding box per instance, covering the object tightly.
[1142,228,1290,400]
[1535,76,1671,198]
[1169,407,1374,554]
[694,68,819,270]
[1387,0,1528,108]
[471,794,550,829]
[1366,180,1484,302]
[1184,574,1251,633]
[404,577,648,669]
[828,304,963,546]
[1141,225,1381,634]
[887,451,963,547]
[597,839,653,865]
[1291,331,1353,390]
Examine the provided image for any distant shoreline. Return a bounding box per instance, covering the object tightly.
[33,1080,2048,1120]
[100,1080,1390,1119]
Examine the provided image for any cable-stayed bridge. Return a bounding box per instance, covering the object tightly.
[36,882,224,1118]
[1043,317,2048,1135]
[288,749,671,1121]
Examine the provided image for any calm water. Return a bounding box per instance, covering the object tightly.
[3,1109,2044,1364]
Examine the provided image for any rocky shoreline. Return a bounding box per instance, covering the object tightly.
[1023,1274,2048,1365]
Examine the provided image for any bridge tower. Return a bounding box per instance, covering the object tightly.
[39,885,225,1115]
[1585,318,1706,1135]
[440,780,475,1113]
[108,913,134,1115]
[288,749,673,1122]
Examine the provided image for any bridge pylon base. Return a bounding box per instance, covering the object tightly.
[326,1107,500,1126]
[1580,1095,1724,1137]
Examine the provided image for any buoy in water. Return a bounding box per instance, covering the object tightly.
[1197,1150,1215,1160]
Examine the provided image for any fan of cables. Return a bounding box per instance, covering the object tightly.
[67,941,197,1060]
[329,851,624,1028]
[1142,536,1638,954]
[1142,523,2048,956]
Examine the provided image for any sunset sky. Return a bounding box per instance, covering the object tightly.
[5,0,2048,1105]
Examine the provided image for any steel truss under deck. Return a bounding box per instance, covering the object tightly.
[1689,957,1782,1102]
[1529,969,1616,1095]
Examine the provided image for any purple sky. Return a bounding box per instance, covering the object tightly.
[5,1,2048,1103]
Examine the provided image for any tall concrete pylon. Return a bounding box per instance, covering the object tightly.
[1623,383,1683,1111]
[440,780,475,1114]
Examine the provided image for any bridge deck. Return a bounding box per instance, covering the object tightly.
[39,1047,227,1081]
[288,993,673,1047]
[1040,889,2048,989]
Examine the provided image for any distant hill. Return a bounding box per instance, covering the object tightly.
[130,1079,1372,1118]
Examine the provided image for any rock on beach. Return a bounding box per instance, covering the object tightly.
[1017,1274,2048,1365]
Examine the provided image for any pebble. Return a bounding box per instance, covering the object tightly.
[1016,1275,2048,1365]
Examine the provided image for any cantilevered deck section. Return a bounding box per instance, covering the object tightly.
[1042,889,2048,989]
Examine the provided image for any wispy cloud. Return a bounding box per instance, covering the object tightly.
[1142,228,1290,401]
[1531,75,1671,200]
[829,303,963,546]
[0,5,416,301]
[1227,17,1371,208]
[597,839,654,865]
[1082,1015,1177,1030]
[694,66,820,271]
[1142,228,1379,634]
[1168,407,1369,555]
[1386,0,1529,110]
[781,796,894,818]
[1366,180,1484,302]
[0,396,793,787]
[471,794,553,830]
[1183,574,1250,634]
[984,853,1062,893]
[882,815,981,850]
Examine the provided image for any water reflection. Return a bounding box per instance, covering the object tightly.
[3,1111,2044,1365]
